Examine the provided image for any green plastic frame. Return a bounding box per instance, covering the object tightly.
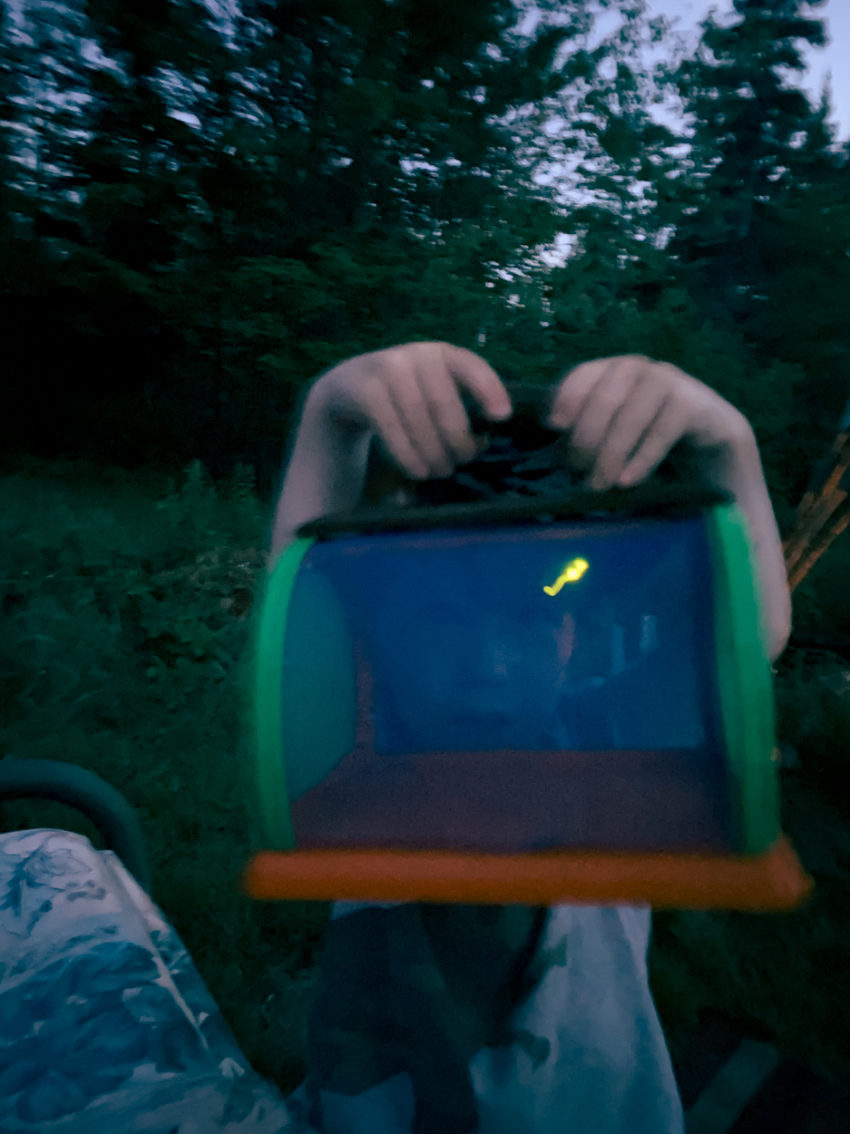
[253,536,315,850]
[706,503,779,853]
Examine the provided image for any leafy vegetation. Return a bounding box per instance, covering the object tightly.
[0,459,327,1088]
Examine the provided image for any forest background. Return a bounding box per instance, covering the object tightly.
[3,0,850,1093]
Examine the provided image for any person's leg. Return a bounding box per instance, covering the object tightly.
[471,905,685,1134]
[289,900,545,1134]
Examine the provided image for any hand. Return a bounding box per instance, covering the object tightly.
[309,341,513,481]
[546,355,754,491]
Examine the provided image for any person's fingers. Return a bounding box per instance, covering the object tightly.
[359,370,433,480]
[413,355,481,471]
[565,357,647,474]
[617,394,692,486]
[588,380,671,490]
[325,342,511,481]
[381,363,457,478]
[546,356,621,431]
[546,354,757,489]
[391,343,510,477]
[441,343,513,423]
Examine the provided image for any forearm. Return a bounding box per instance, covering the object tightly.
[269,386,373,572]
[683,424,791,663]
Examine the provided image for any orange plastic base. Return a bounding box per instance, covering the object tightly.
[242,836,813,910]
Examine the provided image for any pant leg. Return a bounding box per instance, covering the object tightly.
[289,901,545,1134]
[471,905,685,1134]
[290,902,683,1134]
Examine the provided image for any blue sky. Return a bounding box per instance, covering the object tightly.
[646,0,850,139]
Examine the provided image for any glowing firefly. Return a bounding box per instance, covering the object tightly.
[543,556,589,596]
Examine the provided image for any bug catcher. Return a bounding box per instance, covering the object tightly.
[244,389,811,910]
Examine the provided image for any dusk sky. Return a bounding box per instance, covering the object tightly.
[646,0,850,139]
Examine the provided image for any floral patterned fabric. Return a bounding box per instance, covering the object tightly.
[0,828,299,1134]
[0,829,685,1133]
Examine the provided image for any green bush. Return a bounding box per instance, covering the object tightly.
[0,457,326,1090]
[776,656,850,786]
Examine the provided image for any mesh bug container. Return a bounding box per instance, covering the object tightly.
[244,386,811,910]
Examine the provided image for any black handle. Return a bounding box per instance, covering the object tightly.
[461,382,561,448]
[0,758,151,893]
[364,382,564,504]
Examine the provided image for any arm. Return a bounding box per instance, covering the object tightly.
[676,422,792,664]
[269,385,373,572]
[268,343,512,572]
[546,356,792,664]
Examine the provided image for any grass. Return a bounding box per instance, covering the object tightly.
[0,455,327,1090]
[2,454,850,1093]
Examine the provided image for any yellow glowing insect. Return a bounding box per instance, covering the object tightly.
[543,556,589,596]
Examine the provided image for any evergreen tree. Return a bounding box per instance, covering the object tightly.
[669,0,829,321]
[643,0,845,496]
